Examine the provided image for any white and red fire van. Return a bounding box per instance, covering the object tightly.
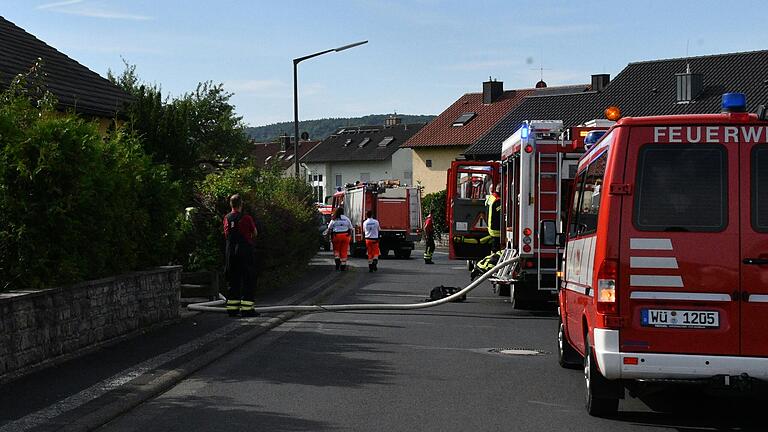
[547,94,768,416]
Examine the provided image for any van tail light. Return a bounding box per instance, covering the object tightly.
[596,258,621,328]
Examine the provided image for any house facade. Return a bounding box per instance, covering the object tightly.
[251,136,321,178]
[301,117,424,204]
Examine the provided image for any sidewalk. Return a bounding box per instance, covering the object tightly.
[0,253,349,432]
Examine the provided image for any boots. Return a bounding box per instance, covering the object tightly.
[424,258,434,264]
[369,263,374,272]
[373,259,378,271]
[340,264,347,271]
[335,258,341,270]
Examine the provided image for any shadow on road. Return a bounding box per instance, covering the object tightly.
[616,388,768,431]
[103,395,338,432]
[198,329,397,389]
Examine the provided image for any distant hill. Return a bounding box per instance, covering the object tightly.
[246,114,435,142]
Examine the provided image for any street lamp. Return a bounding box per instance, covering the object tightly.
[293,40,368,177]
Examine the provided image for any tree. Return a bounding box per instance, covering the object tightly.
[108,63,250,195]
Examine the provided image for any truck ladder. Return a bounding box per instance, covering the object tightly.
[536,152,561,291]
[489,243,518,284]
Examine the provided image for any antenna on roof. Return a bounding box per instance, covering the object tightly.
[685,39,691,73]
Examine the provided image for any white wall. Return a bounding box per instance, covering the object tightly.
[303,149,416,204]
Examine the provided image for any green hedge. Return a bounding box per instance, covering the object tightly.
[180,166,319,292]
[0,76,181,291]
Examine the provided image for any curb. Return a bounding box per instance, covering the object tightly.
[42,268,354,432]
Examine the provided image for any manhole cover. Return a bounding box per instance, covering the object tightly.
[489,348,546,356]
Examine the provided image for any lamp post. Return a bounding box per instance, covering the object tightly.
[293,40,368,178]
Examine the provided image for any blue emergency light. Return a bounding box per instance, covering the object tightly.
[520,124,529,139]
[722,93,747,112]
[584,130,606,149]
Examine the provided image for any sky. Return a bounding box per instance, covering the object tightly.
[4,0,768,128]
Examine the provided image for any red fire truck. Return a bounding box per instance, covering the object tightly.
[547,93,768,416]
[495,120,611,307]
[332,181,422,258]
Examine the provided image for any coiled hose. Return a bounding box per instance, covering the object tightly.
[187,252,519,314]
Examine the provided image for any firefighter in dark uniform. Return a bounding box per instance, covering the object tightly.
[223,193,259,317]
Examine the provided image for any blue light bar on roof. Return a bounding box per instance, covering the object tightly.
[722,93,747,113]
[520,124,529,140]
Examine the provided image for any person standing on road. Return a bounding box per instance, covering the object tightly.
[363,210,381,272]
[327,207,354,271]
[223,193,259,317]
[423,211,435,264]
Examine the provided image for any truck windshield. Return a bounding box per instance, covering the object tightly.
[634,144,727,232]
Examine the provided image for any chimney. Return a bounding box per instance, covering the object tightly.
[483,78,504,104]
[591,74,610,92]
[675,65,703,103]
[384,113,402,127]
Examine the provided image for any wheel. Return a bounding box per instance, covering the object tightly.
[380,248,390,258]
[394,249,412,259]
[584,337,620,417]
[323,242,330,251]
[510,284,529,310]
[558,318,582,369]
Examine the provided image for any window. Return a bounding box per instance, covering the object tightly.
[403,171,412,184]
[313,186,324,203]
[344,139,353,147]
[455,166,493,200]
[452,112,476,127]
[358,138,371,148]
[568,173,585,239]
[578,153,608,236]
[318,174,323,182]
[753,146,768,232]
[377,136,395,147]
[335,174,342,187]
[360,173,370,183]
[635,144,727,232]
[426,159,433,168]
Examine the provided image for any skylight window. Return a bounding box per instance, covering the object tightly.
[452,112,476,127]
[358,137,371,148]
[285,154,294,161]
[344,138,353,147]
[377,136,395,147]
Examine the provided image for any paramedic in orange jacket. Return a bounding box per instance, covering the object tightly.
[327,207,354,271]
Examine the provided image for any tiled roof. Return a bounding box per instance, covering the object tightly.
[301,122,425,163]
[251,139,320,170]
[403,84,590,149]
[0,16,131,118]
[466,50,768,157]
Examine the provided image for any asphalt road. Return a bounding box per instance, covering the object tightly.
[100,250,767,432]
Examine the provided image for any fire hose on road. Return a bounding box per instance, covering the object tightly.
[187,252,519,314]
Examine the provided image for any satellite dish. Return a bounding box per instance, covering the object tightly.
[300,132,309,140]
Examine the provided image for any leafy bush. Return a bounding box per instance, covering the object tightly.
[181,165,319,292]
[0,69,181,290]
[422,189,447,238]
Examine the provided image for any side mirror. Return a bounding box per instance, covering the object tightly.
[540,220,564,247]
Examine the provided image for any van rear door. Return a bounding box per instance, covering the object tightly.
[740,143,768,356]
[619,126,740,356]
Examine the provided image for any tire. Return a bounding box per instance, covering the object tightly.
[510,284,529,310]
[558,318,582,369]
[395,249,412,259]
[584,338,620,417]
[323,242,330,251]
[380,248,390,258]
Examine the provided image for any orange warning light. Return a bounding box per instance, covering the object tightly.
[604,106,622,121]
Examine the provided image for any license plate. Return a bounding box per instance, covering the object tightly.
[641,309,719,329]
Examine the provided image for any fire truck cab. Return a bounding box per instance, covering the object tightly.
[549,94,768,416]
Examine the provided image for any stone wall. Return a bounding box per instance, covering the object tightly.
[0,266,181,381]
